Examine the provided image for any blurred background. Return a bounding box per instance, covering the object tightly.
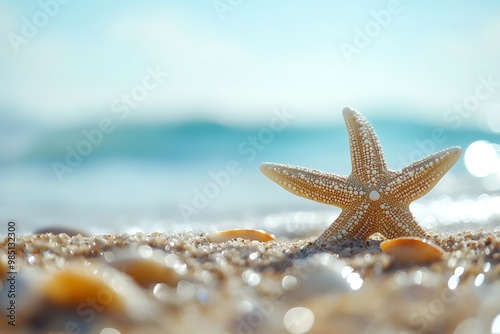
[0,1,499,235]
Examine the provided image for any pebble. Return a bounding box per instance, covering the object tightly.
[282,253,351,301]
[33,226,88,237]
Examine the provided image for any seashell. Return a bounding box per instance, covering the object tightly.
[41,269,125,312]
[18,265,157,332]
[111,258,182,288]
[0,260,6,280]
[105,246,186,288]
[207,228,276,243]
[380,237,444,266]
[33,226,88,237]
[282,253,355,301]
[41,265,157,318]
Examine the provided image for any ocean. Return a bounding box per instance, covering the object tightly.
[1,116,499,236]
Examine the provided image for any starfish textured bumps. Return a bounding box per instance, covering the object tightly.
[260,107,462,243]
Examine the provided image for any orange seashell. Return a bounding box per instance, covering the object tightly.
[380,237,444,265]
[42,270,124,312]
[207,229,276,243]
[112,258,182,288]
[0,260,7,280]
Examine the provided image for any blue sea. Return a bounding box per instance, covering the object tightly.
[1,116,499,236]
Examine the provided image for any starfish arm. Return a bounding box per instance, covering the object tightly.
[259,163,356,207]
[343,107,388,188]
[385,147,462,203]
[316,200,377,243]
[260,108,461,244]
[377,204,427,239]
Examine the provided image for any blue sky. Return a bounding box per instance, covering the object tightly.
[1,1,500,128]
[1,1,500,232]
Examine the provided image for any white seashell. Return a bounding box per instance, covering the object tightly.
[282,253,357,301]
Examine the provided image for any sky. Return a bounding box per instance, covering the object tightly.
[1,1,500,233]
[1,1,500,128]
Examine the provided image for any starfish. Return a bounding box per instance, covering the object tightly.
[260,107,462,243]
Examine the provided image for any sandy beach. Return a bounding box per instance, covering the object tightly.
[1,225,500,334]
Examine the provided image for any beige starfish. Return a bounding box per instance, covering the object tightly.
[260,107,462,243]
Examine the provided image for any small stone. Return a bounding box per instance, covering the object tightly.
[33,226,88,237]
[340,247,353,257]
[283,254,351,301]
